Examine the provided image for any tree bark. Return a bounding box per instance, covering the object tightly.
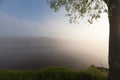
[108,0,120,80]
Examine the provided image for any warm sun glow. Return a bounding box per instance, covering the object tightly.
[49,13,109,68]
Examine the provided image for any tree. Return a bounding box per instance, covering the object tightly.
[48,0,120,80]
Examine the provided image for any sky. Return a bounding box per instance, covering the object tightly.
[0,0,109,67]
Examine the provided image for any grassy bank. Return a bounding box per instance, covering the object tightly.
[0,66,108,80]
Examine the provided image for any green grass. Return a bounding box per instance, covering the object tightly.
[0,66,108,80]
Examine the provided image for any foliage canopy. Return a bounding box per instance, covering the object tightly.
[48,0,108,23]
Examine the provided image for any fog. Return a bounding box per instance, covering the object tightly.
[0,37,108,70]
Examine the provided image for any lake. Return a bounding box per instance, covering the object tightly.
[0,37,108,70]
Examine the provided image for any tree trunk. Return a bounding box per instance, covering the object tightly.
[108,0,120,80]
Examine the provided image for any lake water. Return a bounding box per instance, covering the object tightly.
[0,37,108,70]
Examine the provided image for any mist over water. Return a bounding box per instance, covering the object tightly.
[0,37,108,70]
